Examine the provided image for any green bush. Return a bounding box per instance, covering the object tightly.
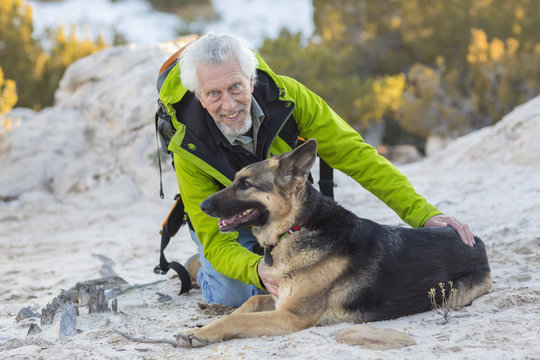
[259,30,405,133]
[0,0,46,109]
[0,67,17,115]
[465,28,540,126]
[0,0,109,109]
[0,66,18,133]
[261,0,540,146]
[36,26,108,107]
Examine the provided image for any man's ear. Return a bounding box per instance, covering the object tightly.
[278,139,318,178]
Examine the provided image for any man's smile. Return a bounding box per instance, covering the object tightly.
[224,112,240,120]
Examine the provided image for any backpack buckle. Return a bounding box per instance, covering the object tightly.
[153,265,167,275]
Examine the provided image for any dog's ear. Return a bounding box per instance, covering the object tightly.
[279,139,318,178]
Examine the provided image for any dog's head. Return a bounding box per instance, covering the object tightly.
[200,139,318,233]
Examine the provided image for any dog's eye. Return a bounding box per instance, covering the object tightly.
[238,180,251,189]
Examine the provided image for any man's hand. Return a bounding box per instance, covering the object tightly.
[257,260,279,297]
[423,214,475,247]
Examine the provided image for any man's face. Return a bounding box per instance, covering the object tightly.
[195,57,254,136]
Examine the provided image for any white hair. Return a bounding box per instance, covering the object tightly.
[179,33,258,93]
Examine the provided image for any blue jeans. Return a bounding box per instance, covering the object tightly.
[189,228,259,307]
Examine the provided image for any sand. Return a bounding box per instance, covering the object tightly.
[0,74,538,360]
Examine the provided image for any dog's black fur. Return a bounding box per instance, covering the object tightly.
[299,183,490,320]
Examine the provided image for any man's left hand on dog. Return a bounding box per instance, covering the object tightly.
[424,214,476,247]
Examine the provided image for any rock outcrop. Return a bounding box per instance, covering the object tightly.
[0,39,193,205]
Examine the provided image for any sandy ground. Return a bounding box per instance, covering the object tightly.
[1,102,539,359]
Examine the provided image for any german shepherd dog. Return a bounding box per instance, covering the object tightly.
[175,139,491,347]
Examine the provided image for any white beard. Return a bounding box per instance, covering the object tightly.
[217,111,253,137]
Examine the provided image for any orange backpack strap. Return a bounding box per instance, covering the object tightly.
[159,48,183,75]
[158,34,199,75]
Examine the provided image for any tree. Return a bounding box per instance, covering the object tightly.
[0,0,110,109]
[0,67,17,116]
[36,26,108,106]
[465,28,540,127]
[262,0,540,145]
[0,0,46,109]
[0,66,18,133]
[397,62,469,138]
[259,30,405,132]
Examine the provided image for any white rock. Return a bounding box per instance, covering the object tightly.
[0,39,191,203]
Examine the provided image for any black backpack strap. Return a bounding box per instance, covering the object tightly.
[152,38,199,295]
[318,158,335,198]
[154,110,165,199]
[153,195,192,295]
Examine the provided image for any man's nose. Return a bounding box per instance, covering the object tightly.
[221,92,235,111]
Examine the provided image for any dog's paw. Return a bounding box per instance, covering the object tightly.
[174,333,209,348]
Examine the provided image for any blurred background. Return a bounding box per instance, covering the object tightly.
[1,0,539,154]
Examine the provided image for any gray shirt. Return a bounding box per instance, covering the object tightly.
[221,96,264,154]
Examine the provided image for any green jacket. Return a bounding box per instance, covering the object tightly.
[159,54,441,289]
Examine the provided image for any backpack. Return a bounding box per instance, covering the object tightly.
[152,43,335,295]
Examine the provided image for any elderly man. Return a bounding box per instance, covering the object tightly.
[158,33,474,307]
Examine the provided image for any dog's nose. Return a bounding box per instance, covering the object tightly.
[199,199,212,214]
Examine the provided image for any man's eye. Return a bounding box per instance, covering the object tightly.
[208,90,218,97]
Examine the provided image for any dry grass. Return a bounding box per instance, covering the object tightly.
[428,281,458,324]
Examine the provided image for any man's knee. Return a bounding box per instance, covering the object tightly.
[201,275,257,308]
[189,228,258,307]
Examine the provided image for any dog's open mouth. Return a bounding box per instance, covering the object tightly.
[218,207,261,232]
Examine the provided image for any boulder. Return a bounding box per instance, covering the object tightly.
[0,38,194,204]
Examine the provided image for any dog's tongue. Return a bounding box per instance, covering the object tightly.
[219,216,239,227]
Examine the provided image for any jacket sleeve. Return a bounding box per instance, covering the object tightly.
[281,76,441,228]
[173,152,264,288]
